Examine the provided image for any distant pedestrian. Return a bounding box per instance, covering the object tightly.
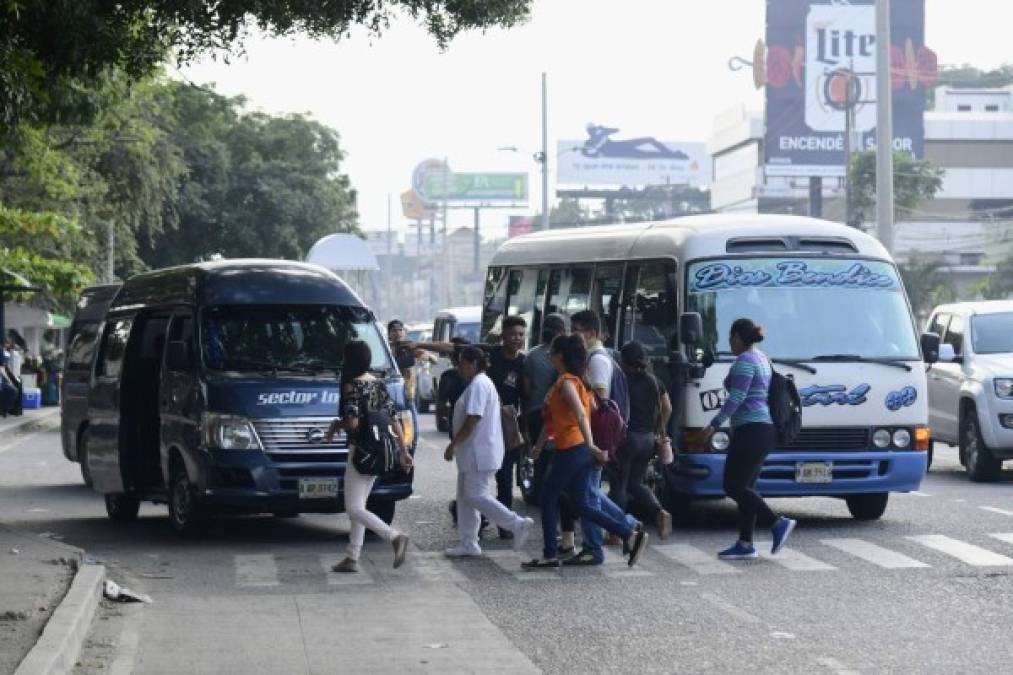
[608,341,673,540]
[327,341,413,573]
[1,347,18,417]
[523,335,647,569]
[444,347,534,558]
[702,318,796,560]
[387,319,417,403]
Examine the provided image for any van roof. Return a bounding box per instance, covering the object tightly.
[932,300,1013,317]
[109,259,364,311]
[435,306,482,322]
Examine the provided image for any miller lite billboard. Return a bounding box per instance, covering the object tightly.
[764,0,937,177]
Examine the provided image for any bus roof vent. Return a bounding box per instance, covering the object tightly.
[726,238,790,253]
[726,236,859,254]
[796,237,858,253]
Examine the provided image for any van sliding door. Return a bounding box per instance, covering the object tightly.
[87,317,133,494]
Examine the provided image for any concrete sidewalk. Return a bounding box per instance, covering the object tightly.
[0,408,61,441]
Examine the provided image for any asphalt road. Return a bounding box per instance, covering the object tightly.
[3,416,1013,674]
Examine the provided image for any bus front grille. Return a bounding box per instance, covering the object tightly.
[777,427,870,451]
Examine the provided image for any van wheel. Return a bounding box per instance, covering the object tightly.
[962,410,1001,482]
[169,462,208,536]
[366,499,395,525]
[846,493,889,520]
[105,494,140,522]
[78,432,93,488]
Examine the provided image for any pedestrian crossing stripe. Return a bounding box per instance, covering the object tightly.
[771,547,836,571]
[234,554,280,587]
[907,534,1013,566]
[821,538,930,569]
[653,543,739,575]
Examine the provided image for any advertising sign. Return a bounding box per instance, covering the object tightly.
[557,125,710,186]
[401,190,435,221]
[411,159,528,205]
[764,0,937,177]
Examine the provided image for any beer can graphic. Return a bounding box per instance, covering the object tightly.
[804,3,877,134]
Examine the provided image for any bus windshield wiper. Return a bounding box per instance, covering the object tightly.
[770,358,818,375]
[812,354,912,372]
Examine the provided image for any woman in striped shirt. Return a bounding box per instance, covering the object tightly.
[702,318,796,560]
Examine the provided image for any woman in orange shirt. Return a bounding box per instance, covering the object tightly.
[522,335,648,569]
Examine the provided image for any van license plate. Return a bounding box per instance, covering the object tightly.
[298,478,339,499]
[795,462,833,484]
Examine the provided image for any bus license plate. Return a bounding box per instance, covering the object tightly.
[795,462,833,484]
[298,478,339,499]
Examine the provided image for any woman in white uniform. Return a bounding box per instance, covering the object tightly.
[444,347,534,557]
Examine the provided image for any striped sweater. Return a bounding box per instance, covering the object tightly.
[710,348,773,429]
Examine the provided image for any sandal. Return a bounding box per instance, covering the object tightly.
[562,550,603,566]
[521,558,561,570]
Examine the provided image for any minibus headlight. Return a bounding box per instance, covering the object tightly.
[872,428,891,449]
[202,413,262,451]
[892,429,912,449]
[710,431,731,452]
[994,378,1013,399]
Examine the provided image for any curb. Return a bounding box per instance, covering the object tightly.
[14,562,107,675]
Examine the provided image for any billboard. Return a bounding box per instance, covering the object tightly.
[764,0,937,177]
[411,159,528,205]
[558,125,710,187]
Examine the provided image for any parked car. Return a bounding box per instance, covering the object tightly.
[406,323,435,413]
[925,301,1013,480]
[431,306,481,432]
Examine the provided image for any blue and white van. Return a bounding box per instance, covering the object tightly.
[482,214,939,520]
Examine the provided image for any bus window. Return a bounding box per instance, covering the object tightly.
[629,261,678,370]
[530,269,550,349]
[564,268,593,315]
[482,266,508,342]
[592,264,624,348]
[506,268,540,346]
[545,269,563,316]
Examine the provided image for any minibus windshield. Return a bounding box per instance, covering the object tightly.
[687,258,919,361]
[201,305,392,374]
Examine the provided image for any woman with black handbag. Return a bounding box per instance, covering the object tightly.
[327,341,413,573]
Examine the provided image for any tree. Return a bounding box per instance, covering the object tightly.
[1,1,533,137]
[976,252,1013,300]
[898,251,956,321]
[849,151,944,226]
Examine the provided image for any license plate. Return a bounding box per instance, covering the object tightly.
[298,477,339,499]
[795,462,833,484]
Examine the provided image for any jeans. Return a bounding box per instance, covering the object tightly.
[495,445,522,511]
[581,467,638,561]
[457,470,525,551]
[723,423,778,543]
[608,431,663,517]
[539,444,635,560]
[344,458,398,561]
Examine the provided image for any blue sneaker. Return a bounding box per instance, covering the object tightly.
[771,517,797,555]
[718,541,758,560]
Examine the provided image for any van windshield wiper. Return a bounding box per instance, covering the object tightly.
[221,357,318,375]
[812,354,912,372]
[770,358,818,375]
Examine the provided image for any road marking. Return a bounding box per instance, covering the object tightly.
[412,549,468,583]
[234,554,280,587]
[988,533,1013,545]
[816,656,861,675]
[700,592,760,624]
[109,604,144,675]
[980,506,1013,517]
[910,491,932,497]
[770,548,836,571]
[653,544,739,575]
[602,547,653,578]
[319,555,373,585]
[822,538,930,569]
[907,535,1013,566]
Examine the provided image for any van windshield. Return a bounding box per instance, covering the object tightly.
[201,305,391,374]
[686,258,919,361]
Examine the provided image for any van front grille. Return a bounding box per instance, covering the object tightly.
[252,417,348,463]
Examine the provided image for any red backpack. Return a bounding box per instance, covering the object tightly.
[590,393,627,463]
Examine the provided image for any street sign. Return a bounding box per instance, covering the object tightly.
[401,190,435,220]
[411,159,528,205]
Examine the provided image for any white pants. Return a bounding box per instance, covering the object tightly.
[456,470,524,550]
[344,459,399,561]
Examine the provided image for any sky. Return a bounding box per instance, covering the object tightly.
[179,0,1013,242]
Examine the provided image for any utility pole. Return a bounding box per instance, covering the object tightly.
[875,0,895,253]
[809,177,823,218]
[473,207,481,274]
[443,157,452,307]
[843,65,854,227]
[541,72,550,231]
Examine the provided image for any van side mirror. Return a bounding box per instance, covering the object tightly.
[921,332,941,364]
[680,312,704,348]
[166,340,193,372]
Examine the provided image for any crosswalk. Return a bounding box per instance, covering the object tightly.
[227,532,1013,590]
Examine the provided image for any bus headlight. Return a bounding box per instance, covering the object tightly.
[201,413,262,451]
[710,431,731,452]
[872,428,891,449]
[892,429,912,449]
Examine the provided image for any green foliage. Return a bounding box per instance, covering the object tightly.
[898,252,956,320]
[849,151,944,225]
[0,205,95,304]
[976,253,1013,300]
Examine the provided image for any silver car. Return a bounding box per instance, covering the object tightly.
[926,301,1013,481]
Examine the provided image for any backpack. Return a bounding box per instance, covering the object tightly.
[768,367,803,446]
[590,393,627,463]
[590,349,630,424]
[352,385,399,476]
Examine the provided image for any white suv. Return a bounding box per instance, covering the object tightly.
[926,301,1013,481]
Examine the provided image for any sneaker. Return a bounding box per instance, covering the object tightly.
[562,549,603,566]
[718,541,759,560]
[656,509,672,541]
[391,535,409,569]
[627,524,649,567]
[513,517,534,552]
[771,517,797,555]
[498,528,514,540]
[331,557,358,573]
[444,544,482,558]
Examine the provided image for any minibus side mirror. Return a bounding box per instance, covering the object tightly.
[920,332,941,364]
[679,312,704,350]
[166,340,193,372]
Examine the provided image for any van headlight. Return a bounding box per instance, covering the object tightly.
[994,378,1013,399]
[710,430,731,452]
[201,413,262,450]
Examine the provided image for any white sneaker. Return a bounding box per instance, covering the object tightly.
[513,517,534,552]
[444,545,482,558]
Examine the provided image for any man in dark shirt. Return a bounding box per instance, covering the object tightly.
[486,315,527,538]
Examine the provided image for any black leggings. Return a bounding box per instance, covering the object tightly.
[722,423,778,543]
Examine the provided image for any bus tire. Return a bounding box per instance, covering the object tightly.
[962,408,1001,482]
[105,493,140,522]
[169,461,209,537]
[845,493,889,520]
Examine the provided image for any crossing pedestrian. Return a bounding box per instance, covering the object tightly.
[444,346,534,558]
[523,335,647,569]
[702,318,796,560]
[327,341,413,573]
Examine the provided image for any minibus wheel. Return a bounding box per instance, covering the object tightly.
[169,462,208,536]
[105,493,140,522]
[845,493,889,520]
[78,431,93,488]
[366,498,395,525]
